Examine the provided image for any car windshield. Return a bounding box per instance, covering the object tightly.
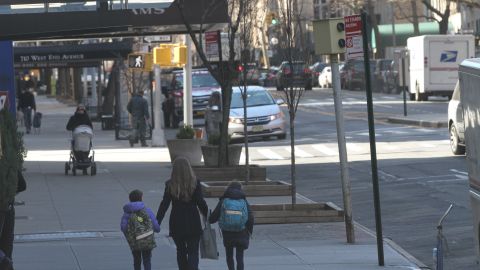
[231,90,275,109]
[175,72,219,88]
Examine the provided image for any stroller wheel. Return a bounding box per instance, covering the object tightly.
[91,164,97,176]
[64,162,69,175]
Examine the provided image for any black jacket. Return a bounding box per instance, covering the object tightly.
[17,91,36,111]
[66,112,93,131]
[209,186,254,249]
[156,180,208,238]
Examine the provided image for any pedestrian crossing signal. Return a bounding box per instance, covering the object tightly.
[128,53,153,71]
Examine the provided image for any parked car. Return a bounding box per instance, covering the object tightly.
[275,61,312,90]
[373,59,393,93]
[342,59,377,91]
[238,63,260,85]
[318,66,331,88]
[228,86,286,140]
[447,81,465,155]
[310,62,328,87]
[258,67,279,87]
[168,68,221,118]
[318,64,344,88]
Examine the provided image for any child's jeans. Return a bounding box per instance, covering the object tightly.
[132,249,152,270]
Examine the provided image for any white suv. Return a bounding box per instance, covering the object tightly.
[448,81,466,155]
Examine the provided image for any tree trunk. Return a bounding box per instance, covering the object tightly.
[218,83,233,167]
[411,0,420,35]
[289,109,296,206]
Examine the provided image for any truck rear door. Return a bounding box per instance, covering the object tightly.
[428,40,468,86]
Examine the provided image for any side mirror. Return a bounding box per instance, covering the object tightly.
[211,105,220,111]
[276,99,285,105]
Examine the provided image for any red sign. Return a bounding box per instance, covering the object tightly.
[344,15,363,60]
[205,31,219,57]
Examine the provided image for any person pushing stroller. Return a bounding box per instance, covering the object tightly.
[66,105,95,175]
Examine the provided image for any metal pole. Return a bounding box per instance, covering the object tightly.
[401,55,407,116]
[391,1,396,48]
[151,64,165,146]
[183,34,193,126]
[331,54,355,244]
[361,11,384,266]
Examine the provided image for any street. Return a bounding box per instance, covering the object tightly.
[245,87,473,269]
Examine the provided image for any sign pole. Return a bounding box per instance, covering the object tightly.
[151,64,165,147]
[401,52,408,116]
[183,35,193,126]
[361,11,385,266]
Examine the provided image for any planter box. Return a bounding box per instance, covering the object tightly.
[201,144,242,167]
[167,139,205,166]
[251,202,344,224]
[193,165,267,182]
[200,180,291,197]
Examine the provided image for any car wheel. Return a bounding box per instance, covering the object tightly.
[305,82,312,90]
[450,125,466,155]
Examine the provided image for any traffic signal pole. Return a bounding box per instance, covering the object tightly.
[151,64,166,147]
[183,35,193,126]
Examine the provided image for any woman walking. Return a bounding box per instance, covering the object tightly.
[156,157,208,270]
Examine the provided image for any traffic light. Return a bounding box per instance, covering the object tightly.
[313,18,346,55]
[265,12,278,26]
[153,47,172,66]
[173,45,187,66]
[128,53,153,71]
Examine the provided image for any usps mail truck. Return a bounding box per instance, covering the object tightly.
[407,35,474,101]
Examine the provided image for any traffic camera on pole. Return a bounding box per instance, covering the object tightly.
[312,18,346,54]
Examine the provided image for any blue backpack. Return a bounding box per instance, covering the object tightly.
[219,198,248,232]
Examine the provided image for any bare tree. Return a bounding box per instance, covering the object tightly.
[422,0,451,34]
[276,0,308,206]
[238,0,259,183]
[176,0,248,167]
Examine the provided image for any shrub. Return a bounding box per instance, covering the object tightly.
[176,125,195,139]
[207,133,232,145]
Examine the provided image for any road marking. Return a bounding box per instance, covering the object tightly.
[312,144,337,156]
[257,149,284,160]
[346,143,362,152]
[450,169,468,175]
[284,147,314,158]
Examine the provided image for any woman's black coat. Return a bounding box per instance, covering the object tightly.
[156,180,208,238]
[66,112,93,131]
[209,186,254,249]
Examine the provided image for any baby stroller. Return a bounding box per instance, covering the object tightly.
[65,125,97,176]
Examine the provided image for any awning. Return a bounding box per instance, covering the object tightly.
[372,22,454,48]
[0,0,228,41]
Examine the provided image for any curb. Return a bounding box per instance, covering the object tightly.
[387,117,447,128]
[354,222,430,270]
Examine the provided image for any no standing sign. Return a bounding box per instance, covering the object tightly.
[344,15,363,60]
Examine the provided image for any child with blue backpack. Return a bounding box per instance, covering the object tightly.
[121,189,160,270]
[209,181,254,270]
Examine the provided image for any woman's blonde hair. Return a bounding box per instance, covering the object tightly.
[169,157,197,202]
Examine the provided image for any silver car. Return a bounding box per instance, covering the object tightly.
[448,81,465,155]
[228,86,286,140]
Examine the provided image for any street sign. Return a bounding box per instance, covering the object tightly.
[205,31,219,57]
[344,15,363,60]
[128,53,153,71]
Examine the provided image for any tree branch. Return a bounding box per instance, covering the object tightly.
[422,0,444,17]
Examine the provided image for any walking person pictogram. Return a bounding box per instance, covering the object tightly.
[135,56,143,68]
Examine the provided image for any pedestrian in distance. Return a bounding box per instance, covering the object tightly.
[127,90,150,147]
[209,181,254,270]
[17,87,36,134]
[156,157,208,270]
[121,189,160,270]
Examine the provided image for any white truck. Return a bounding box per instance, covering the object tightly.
[407,35,474,101]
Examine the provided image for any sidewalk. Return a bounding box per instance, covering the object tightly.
[12,95,427,270]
